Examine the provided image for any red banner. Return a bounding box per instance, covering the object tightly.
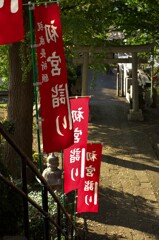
[64,97,90,194]
[34,4,74,153]
[0,0,24,45]
[77,143,102,213]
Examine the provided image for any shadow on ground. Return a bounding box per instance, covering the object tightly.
[80,184,159,239]
[83,70,159,239]
[104,155,159,173]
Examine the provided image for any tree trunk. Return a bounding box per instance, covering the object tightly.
[3,1,34,178]
[4,42,33,178]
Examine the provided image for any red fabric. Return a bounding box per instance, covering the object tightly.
[77,143,102,213]
[64,97,90,194]
[0,0,24,45]
[152,76,157,81]
[34,4,74,153]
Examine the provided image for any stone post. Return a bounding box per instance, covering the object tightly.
[42,153,62,191]
[116,72,119,96]
[119,66,123,97]
[128,52,143,121]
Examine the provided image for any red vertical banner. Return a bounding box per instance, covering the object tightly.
[77,143,102,213]
[64,97,90,194]
[34,4,74,153]
[0,0,24,45]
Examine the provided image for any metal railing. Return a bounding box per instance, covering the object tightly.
[0,123,82,240]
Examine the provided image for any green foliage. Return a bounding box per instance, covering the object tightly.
[111,0,159,45]
[0,0,158,92]
[0,160,23,236]
[67,64,78,95]
[0,119,15,134]
[32,149,46,169]
[89,63,108,89]
[0,153,66,238]
[28,191,45,239]
[19,33,32,82]
[0,45,9,90]
[60,0,159,47]
[28,190,63,239]
[60,0,116,47]
[0,120,15,151]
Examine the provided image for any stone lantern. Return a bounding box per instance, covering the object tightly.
[42,152,62,191]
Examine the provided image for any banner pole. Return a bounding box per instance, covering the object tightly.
[28,3,50,240]
[61,150,67,233]
[62,150,77,238]
[61,150,65,205]
[28,1,43,173]
[73,190,77,239]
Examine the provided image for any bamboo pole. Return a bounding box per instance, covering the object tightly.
[28,2,43,173]
[28,3,51,239]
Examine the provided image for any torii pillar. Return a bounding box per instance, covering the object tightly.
[128,52,144,121]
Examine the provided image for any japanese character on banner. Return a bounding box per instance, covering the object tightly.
[64,97,90,194]
[0,0,24,45]
[77,143,102,213]
[34,4,74,153]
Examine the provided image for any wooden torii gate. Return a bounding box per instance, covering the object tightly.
[73,44,154,121]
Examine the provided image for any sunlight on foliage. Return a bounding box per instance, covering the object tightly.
[0,45,9,90]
